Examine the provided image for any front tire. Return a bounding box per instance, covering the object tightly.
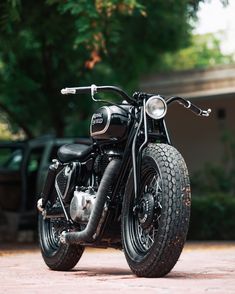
[122,143,191,277]
[38,213,84,271]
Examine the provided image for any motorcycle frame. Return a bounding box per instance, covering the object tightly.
[87,97,171,246]
[43,85,210,247]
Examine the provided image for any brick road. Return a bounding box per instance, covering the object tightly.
[0,242,235,293]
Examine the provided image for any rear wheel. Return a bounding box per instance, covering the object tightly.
[122,143,191,277]
[38,212,84,271]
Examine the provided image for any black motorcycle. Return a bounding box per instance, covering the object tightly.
[37,85,211,277]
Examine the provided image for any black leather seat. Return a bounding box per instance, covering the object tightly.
[57,144,93,163]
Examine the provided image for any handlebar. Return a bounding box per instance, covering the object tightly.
[166,96,211,117]
[61,85,211,117]
[61,84,136,105]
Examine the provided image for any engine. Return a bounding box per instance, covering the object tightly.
[69,152,117,224]
[70,188,96,223]
[57,149,119,224]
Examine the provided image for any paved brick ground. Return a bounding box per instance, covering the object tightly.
[0,242,235,293]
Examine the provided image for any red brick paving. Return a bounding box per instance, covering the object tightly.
[0,242,235,293]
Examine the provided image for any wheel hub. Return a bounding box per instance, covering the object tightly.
[137,193,155,229]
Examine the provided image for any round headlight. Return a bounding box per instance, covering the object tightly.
[145,96,167,119]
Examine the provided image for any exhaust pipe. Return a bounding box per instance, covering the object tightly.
[60,158,121,244]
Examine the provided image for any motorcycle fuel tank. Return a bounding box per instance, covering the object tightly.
[90,105,130,141]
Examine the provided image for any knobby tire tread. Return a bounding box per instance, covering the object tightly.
[41,244,84,271]
[122,143,191,277]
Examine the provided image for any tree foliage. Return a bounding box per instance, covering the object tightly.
[0,0,203,138]
[159,33,234,71]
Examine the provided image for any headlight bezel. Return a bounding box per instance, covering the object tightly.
[145,95,167,120]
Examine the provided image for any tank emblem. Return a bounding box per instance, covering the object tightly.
[92,113,104,125]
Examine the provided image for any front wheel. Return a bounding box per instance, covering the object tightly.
[122,143,191,277]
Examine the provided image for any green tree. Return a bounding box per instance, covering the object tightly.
[159,33,234,71]
[0,0,203,138]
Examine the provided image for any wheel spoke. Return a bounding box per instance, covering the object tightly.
[129,165,163,255]
[155,177,162,193]
[149,175,157,187]
[146,232,153,248]
[41,217,64,254]
[157,201,162,209]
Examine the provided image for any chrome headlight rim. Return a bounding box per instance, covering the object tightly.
[145,95,167,120]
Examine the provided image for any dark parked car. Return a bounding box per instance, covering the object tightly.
[0,136,91,240]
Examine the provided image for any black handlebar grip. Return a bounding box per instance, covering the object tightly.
[75,87,92,94]
[61,87,91,95]
[188,102,202,115]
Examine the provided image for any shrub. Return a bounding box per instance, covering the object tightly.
[188,193,235,240]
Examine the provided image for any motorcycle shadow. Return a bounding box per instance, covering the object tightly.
[71,267,133,277]
[167,272,226,280]
[70,268,226,280]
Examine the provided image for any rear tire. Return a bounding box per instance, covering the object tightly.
[38,213,84,271]
[122,143,191,277]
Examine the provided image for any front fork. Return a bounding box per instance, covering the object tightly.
[132,100,148,200]
[131,100,171,200]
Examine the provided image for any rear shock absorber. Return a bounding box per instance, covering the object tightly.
[37,159,61,212]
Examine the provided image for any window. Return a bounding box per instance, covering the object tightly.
[0,148,23,171]
[27,147,44,172]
